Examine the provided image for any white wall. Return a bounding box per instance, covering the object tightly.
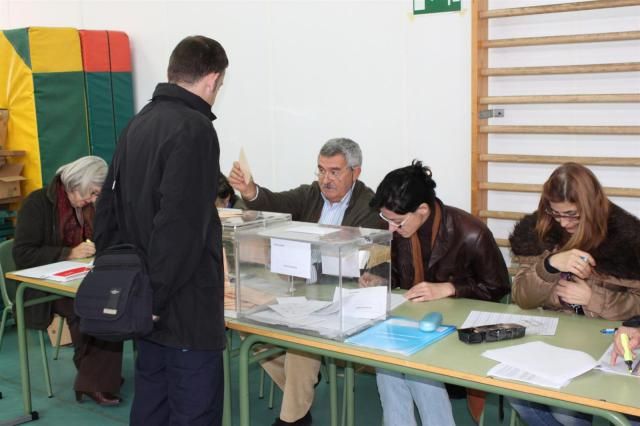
[0,0,472,210]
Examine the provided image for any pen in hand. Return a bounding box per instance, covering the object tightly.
[621,333,634,373]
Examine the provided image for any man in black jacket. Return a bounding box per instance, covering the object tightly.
[94,36,228,426]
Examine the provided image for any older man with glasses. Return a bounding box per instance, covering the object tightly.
[228,137,383,426]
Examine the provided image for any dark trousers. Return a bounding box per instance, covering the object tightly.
[130,338,224,426]
[54,298,123,393]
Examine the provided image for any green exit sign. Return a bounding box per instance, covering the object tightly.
[414,0,461,15]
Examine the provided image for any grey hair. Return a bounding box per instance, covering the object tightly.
[57,156,108,195]
[319,138,362,168]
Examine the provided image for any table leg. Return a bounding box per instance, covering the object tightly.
[239,334,258,426]
[15,284,33,418]
[328,358,337,426]
[222,331,232,426]
[345,361,355,426]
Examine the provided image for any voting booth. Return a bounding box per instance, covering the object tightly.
[233,221,392,340]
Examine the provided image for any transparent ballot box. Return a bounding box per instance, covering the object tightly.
[234,221,393,340]
[219,208,292,317]
[219,208,292,274]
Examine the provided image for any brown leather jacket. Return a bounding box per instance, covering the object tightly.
[392,199,510,302]
[509,204,640,321]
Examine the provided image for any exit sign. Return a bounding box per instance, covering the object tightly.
[414,0,461,15]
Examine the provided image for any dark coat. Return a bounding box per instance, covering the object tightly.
[509,204,640,320]
[13,178,75,329]
[94,83,225,351]
[392,199,510,302]
[245,180,384,228]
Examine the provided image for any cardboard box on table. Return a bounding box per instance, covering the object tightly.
[0,163,25,202]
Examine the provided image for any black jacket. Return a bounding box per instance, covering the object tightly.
[94,83,225,351]
[12,178,74,329]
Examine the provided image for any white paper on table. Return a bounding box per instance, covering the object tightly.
[238,147,252,184]
[12,261,92,280]
[389,293,407,311]
[332,286,387,319]
[482,341,597,384]
[461,311,558,336]
[270,238,311,279]
[595,343,640,376]
[487,363,569,389]
[268,300,330,318]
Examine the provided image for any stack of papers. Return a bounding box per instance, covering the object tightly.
[12,261,92,283]
[346,317,456,355]
[483,341,597,388]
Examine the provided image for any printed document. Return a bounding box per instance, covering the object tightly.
[487,363,570,389]
[270,238,311,279]
[461,311,558,335]
[483,341,597,386]
[12,261,92,282]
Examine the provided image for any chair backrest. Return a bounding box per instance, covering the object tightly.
[0,239,17,308]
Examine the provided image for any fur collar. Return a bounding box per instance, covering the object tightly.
[509,204,640,280]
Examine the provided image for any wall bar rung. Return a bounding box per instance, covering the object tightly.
[480,0,640,19]
[479,94,640,104]
[481,62,640,76]
[480,154,640,166]
[479,210,526,220]
[480,182,640,197]
[479,125,640,135]
[482,31,640,48]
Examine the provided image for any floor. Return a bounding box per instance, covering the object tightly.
[0,323,516,426]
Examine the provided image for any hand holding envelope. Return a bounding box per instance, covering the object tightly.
[228,148,257,200]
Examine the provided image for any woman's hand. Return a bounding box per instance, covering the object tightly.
[405,281,455,302]
[555,276,592,305]
[68,241,95,259]
[548,249,596,279]
[611,326,640,365]
[228,162,257,200]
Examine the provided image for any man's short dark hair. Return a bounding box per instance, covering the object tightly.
[369,160,437,214]
[167,35,228,84]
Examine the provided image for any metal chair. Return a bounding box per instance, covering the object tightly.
[0,239,54,397]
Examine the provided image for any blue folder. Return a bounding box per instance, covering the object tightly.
[345,317,456,356]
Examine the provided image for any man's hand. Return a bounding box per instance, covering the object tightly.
[555,276,592,306]
[228,161,257,200]
[548,249,595,279]
[68,241,95,259]
[405,281,455,302]
[611,326,640,365]
[359,272,387,288]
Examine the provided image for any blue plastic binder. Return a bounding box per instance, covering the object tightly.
[345,317,456,356]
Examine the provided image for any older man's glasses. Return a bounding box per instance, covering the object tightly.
[544,208,580,221]
[379,212,409,229]
[314,167,352,180]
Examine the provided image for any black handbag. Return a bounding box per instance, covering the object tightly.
[74,244,153,341]
[74,144,153,341]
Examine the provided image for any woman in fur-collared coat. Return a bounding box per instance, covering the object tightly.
[508,162,640,426]
[509,162,640,321]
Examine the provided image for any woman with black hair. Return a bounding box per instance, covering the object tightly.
[368,160,510,426]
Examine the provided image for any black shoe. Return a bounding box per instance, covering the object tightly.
[272,411,312,426]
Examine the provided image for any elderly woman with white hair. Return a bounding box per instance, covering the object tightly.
[13,155,124,406]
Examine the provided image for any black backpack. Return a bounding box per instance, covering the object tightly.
[74,243,153,341]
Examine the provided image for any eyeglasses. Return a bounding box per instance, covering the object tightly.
[379,211,410,229]
[315,167,352,180]
[544,208,580,221]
